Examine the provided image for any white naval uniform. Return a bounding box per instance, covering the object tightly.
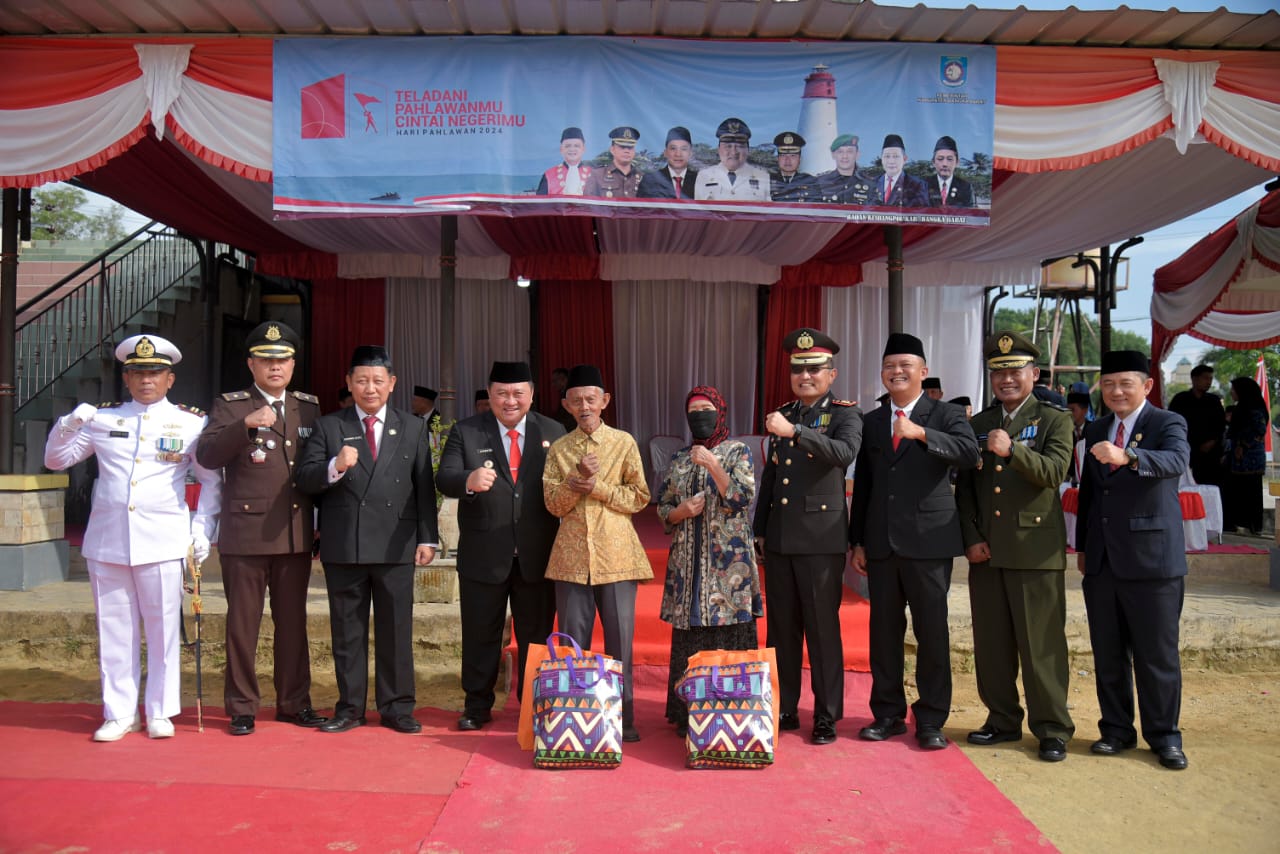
[44,398,221,722]
[694,162,772,201]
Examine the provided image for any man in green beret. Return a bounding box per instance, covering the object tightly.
[816,134,873,205]
[956,331,1075,762]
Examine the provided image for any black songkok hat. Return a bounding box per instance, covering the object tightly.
[349,345,393,370]
[338,387,352,401]
[489,361,533,384]
[934,135,958,154]
[665,126,692,145]
[882,332,925,360]
[566,364,605,390]
[413,386,437,400]
[922,378,942,390]
[1100,350,1150,376]
[949,396,972,407]
[475,389,490,401]
[882,133,906,151]
[1067,392,1092,407]
[561,127,584,142]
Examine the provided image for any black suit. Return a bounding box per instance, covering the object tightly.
[927,175,975,207]
[753,394,862,724]
[1076,404,1189,749]
[636,166,698,200]
[849,396,979,729]
[295,405,438,720]
[436,411,566,714]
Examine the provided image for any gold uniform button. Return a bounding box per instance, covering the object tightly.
[782,478,790,485]
[243,504,250,510]
[780,497,789,505]
[131,480,137,486]
[994,509,1001,517]
[785,459,792,466]
[293,503,299,510]
[821,504,828,511]
[1035,516,1042,523]
[142,415,149,420]
[128,505,135,511]
[285,440,292,447]
[135,457,142,463]
[995,464,1003,472]
[994,486,1002,494]
[289,460,295,466]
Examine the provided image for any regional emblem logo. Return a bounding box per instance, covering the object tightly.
[941,56,967,88]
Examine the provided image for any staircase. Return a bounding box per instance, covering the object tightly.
[14,223,204,473]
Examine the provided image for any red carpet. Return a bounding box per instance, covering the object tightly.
[615,507,871,671]
[0,671,1053,853]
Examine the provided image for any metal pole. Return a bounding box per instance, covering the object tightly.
[0,189,18,474]
[440,215,457,423]
[1097,245,1112,355]
[885,226,904,333]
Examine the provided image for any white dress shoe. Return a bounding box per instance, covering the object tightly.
[93,716,142,742]
[147,717,175,739]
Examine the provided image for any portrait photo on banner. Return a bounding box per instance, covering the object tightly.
[273,37,995,227]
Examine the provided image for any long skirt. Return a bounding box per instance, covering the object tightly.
[1222,471,1263,534]
[664,620,759,727]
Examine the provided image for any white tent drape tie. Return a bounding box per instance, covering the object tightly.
[1153,58,1219,155]
[134,44,193,140]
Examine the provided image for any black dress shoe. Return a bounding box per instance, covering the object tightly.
[457,714,489,732]
[318,715,365,733]
[1090,735,1137,756]
[858,717,908,741]
[228,715,255,736]
[967,724,1022,746]
[1038,737,1068,762]
[276,707,327,728]
[778,712,801,732]
[811,719,837,745]
[380,714,422,734]
[622,725,641,743]
[1155,746,1188,770]
[916,727,948,751]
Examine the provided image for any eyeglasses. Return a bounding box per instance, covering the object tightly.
[790,365,830,376]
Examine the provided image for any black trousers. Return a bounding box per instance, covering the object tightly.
[221,552,315,717]
[763,550,845,724]
[1082,557,1184,749]
[458,557,556,715]
[866,554,952,729]
[323,561,415,718]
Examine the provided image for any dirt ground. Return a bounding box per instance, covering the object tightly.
[3,659,1276,854]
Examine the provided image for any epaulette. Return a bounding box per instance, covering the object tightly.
[176,403,206,417]
[832,398,857,407]
[97,402,122,409]
[976,402,1002,417]
[1041,400,1068,412]
[221,390,251,401]
[291,390,320,405]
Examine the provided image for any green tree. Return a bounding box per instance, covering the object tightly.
[32,184,128,242]
[1195,344,1280,418]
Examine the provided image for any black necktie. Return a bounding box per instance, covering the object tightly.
[728,171,737,186]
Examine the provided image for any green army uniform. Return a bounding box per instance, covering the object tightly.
[956,333,1075,745]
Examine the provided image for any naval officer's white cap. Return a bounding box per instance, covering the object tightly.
[115,334,182,370]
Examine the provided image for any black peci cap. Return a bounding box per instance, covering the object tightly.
[349,345,393,371]
[566,364,605,390]
[882,332,925,360]
[488,361,533,384]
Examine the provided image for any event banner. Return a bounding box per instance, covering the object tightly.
[273,37,995,226]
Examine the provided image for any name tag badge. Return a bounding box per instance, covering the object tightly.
[109,430,130,438]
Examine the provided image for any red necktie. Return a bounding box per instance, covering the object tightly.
[507,429,521,482]
[892,409,906,451]
[673,175,683,197]
[364,414,378,461]
[885,178,894,201]
[940,181,949,206]
[1110,421,1125,472]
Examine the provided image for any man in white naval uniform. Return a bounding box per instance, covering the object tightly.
[44,334,221,741]
[694,117,772,202]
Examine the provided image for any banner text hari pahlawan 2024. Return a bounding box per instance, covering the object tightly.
[273,37,995,226]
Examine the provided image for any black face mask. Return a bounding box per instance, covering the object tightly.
[687,410,719,440]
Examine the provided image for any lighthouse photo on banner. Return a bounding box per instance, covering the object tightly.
[274,37,996,227]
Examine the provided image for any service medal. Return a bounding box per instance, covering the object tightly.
[297,427,312,439]
[155,436,184,462]
[251,448,267,464]
[265,439,277,450]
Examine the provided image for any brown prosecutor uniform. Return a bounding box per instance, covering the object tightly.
[197,387,320,718]
[956,396,1075,741]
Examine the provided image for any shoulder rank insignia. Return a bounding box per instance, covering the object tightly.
[97,401,122,409]
[832,399,857,407]
[176,404,206,417]
[221,390,251,401]
[291,391,320,405]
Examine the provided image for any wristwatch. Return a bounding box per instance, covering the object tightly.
[1124,447,1138,470]
[792,423,802,439]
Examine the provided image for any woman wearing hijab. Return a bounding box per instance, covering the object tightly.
[1221,376,1269,535]
[657,386,762,734]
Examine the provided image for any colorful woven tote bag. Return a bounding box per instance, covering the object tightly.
[676,658,775,769]
[532,632,624,769]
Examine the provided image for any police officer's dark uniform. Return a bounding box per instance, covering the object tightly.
[583,126,643,198]
[816,134,874,205]
[753,328,862,744]
[196,321,326,734]
[769,131,818,203]
[955,332,1075,762]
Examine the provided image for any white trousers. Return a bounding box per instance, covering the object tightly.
[86,558,184,722]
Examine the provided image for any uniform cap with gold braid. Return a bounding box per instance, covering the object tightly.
[245,320,300,359]
[115,334,181,370]
[774,131,806,154]
[984,330,1041,371]
[782,327,840,366]
[609,126,640,148]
